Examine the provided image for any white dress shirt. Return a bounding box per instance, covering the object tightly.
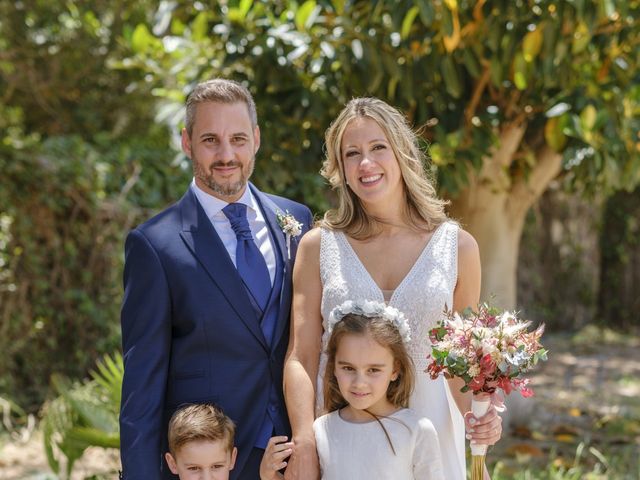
[191,179,276,285]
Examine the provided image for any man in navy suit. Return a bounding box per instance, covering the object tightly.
[119,78,313,479]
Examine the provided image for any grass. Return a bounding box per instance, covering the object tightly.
[487,442,640,479]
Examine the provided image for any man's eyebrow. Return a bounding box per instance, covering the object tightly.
[199,132,218,139]
[199,132,249,139]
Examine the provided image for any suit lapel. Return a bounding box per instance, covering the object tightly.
[250,184,287,263]
[250,184,292,347]
[178,189,268,350]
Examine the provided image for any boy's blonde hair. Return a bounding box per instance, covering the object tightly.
[168,403,235,456]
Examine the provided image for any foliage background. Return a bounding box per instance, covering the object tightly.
[0,0,638,419]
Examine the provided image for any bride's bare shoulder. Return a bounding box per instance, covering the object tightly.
[457,228,480,263]
[299,226,322,249]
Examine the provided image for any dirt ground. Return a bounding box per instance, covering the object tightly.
[1,329,639,479]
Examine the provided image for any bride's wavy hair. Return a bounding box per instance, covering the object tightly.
[323,313,415,413]
[320,97,448,239]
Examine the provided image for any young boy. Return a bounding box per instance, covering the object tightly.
[165,403,237,480]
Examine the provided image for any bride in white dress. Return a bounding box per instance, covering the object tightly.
[283,97,503,480]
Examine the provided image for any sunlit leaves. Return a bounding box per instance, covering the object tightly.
[522,28,543,62]
[295,0,318,31]
[114,0,639,201]
[401,6,419,40]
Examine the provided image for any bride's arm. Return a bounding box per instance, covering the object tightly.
[451,228,502,480]
[449,228,481,415]
[283,229,323,480]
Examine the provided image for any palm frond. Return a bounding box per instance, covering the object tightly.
[42,351,123,479]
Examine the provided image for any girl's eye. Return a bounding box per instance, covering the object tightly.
[368,368,381,373]
[341,365,354,371]
[188,466,200,471]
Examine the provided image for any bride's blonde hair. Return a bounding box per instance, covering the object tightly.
[320,97,448,239]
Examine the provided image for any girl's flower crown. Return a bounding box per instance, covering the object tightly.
[327,300,412,343]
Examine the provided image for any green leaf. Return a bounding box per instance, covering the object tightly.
[513,52,528,90]
[417,0,435,25]
[490,56,502,87]
[191,11,210,41]
[131,24,154,54]
[462,48,481,78]
[68,427,120,448]
[572,21,591,54]
[228,0,254,23]
[580,104,597,131]
[441,56,462,98]
[331,0,345,15]
[295,0,317,31]
[545,115,569,151]
[239,0,254,18]
[441,5,454,36]
[401,6,420,40]
[522,28,543,62]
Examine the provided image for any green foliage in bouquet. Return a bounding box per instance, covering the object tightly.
[41,352,122,479]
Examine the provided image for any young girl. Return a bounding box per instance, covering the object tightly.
[312,300,445,479]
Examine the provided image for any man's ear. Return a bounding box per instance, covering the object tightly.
[181,127,192,158]
[253,126,261,155]
[229,446,238,470]
[165,452,179,474]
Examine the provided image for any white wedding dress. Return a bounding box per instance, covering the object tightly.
[317,222,466,479]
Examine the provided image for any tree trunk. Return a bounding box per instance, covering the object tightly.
[448,179,527,310]
[446,125,563,310]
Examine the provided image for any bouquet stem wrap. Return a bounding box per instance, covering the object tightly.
[470,394,490,480]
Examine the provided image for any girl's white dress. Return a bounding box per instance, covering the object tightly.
[317,222,466,479]
[313,408,444,480]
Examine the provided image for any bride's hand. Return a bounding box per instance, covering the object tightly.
[464,403,503,446]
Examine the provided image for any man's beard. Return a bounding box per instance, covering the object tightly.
[193,157,255,197]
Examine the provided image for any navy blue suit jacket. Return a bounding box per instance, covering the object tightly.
[119,183,313,479]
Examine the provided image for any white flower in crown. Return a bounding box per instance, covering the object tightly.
[327,300,412,343]
[276,210,303,259]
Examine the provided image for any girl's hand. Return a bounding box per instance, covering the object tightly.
[260,436,294,480]
[464,403,503,446]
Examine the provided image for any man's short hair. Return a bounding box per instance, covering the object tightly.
[185,78,258,137]
[167,403,236,456]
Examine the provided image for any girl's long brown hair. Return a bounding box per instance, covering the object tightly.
[323,313,415,413]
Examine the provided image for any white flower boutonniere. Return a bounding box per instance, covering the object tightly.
[276,210,303,259]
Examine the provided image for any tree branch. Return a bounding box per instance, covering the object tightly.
[465,65,491,126]
[509,144,563,218]
[480,121,528,183]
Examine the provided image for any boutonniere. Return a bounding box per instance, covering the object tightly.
[276,210,303,259]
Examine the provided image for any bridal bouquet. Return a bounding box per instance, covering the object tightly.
[426,303,547,480]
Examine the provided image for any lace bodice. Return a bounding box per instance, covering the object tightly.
[319,221,458,372]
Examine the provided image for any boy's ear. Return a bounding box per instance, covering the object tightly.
[229,446,238,470]
[165,452,179,474]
